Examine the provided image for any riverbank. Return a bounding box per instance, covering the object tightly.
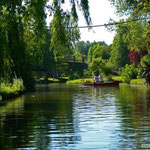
[0,77,147,101]
[66,76,147,86]
[130,79,146,85]
[66,76,122,84]
[0,79,25,100]
[37,77,68,84]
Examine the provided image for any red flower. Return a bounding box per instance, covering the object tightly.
[128,50,141,66]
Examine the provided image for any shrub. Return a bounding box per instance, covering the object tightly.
[89,58,113,76]
[83,69,92,78]
[130,79,145,85]
[89,57,104,75]
[68,72,80,80]
[121,64,138,83]
[101,62,113,76]
[0,78,24,95]
[140,54,150,85]
[128,50,141,66]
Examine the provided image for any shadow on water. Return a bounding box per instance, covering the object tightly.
[0,83,150,149]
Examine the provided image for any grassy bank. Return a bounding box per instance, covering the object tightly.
[66,76,122,84]
[112,77,146,85]
[37,77,68,83]
[66,78,93,84]
[130,79,146,85]
[0,79,25,100]
[66,76,147,86]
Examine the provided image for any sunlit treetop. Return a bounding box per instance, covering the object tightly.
[0,0,91,25]
[109,0,150,17]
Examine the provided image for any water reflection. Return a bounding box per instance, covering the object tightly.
[0,84,150,149]
[113,84,150,149]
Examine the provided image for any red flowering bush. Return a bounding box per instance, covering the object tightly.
[128,50,141,66]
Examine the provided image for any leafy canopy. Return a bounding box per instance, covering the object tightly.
[0,0,91,89]
[109,0,150,17]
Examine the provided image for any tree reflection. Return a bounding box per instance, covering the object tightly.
[114,84,150,149]
[1,84,150,149]
[0,84,82,149]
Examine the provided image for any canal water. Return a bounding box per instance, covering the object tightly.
[0,84,150,150]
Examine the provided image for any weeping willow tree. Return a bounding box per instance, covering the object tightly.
[0,0,47,90]
[50,0,91,76]
[0,0,91,90]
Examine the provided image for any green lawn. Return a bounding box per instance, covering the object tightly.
[67,77,111,84]
[66,78,93,84]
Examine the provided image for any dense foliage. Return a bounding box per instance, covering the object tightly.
[109,0,150,84]
[1,0,150,90]
[0,79,24,96]
[108,0,150,17]
[89,57,113,76]
[121,64,138,83]
[141,55,150,84]
[0,0,91,90]
[87,42,111,62]
[109,33,129,69]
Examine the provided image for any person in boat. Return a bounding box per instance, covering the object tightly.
[99,74,104,83]
[94,75,99,83]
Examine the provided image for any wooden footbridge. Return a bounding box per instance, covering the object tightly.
[65,56,88,70]
[35,56,88,72]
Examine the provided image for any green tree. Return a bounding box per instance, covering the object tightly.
[140,55,150,84]
[0,0,91,90]
[121,64,138,83]
[119,20,150,52]
[108,0,150,17]
[88,42,110,62]
[0,0,47,90]
[109,33,129,69]
[108,0,150,82]
[89,57,113,76]
[74,41,91,56]
[97,46,111,60]
[40,29,56,80]
[89,58,104,75]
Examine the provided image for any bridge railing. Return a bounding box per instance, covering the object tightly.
[65,55,87,63]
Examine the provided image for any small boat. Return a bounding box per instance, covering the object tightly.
[82,81,120,86]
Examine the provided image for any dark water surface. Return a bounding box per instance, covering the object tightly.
[0,84,150,150]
